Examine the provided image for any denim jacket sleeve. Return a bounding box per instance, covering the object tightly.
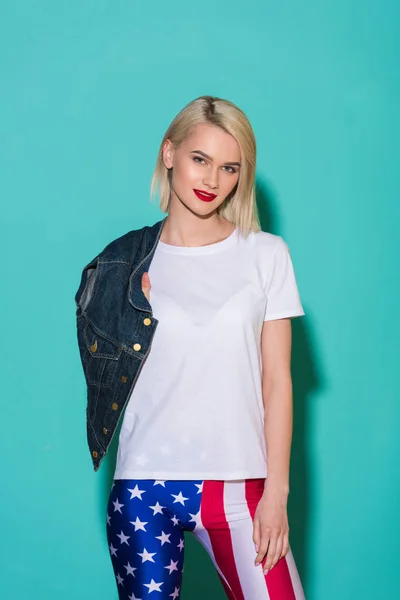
[75,256,99,313]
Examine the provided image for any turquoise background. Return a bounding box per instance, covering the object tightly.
[1,1,399,598]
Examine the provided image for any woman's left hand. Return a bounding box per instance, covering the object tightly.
[253,484,290,574]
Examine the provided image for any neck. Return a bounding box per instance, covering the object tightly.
[160,200,234,247]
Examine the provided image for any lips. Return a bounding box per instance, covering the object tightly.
[193,189,217,202]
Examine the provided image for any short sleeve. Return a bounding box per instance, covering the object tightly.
[264,236,305,321]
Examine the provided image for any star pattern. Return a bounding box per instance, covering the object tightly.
[127,485,146,500]
[143,578,163,592]
[165,559,179,574]
[107,478,204,599]
[124,561,137,577]
[171,491,189,506]
[117,530,131,545]
[155,530,172,545]
[149,501,165,516]
[170,587,180,599]
[188,510,201,528]
[137,548,157,563]
[129,516,148,532]
[113,498,124,513]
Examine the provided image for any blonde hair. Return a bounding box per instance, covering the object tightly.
[150,96,261,235]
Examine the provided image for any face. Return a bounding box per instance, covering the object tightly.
[162,123,241,216]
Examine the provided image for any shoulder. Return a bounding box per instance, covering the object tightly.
[240,230,292,289]
[244,229,285,257]
[97,219,164,263]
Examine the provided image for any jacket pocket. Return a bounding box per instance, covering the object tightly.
[77,317,122,388]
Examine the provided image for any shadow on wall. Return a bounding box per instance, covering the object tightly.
[258,176,324,594]
[94,178,323,598]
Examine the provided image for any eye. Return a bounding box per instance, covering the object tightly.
[192,156,206,164]
[223,166,238,174]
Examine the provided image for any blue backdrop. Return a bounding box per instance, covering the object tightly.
[1,2,399,598]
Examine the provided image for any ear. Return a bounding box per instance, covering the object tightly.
[162,139,174,169]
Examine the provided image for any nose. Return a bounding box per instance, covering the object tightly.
[202,166,219,190]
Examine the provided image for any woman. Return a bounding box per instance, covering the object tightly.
[76,95,306,599]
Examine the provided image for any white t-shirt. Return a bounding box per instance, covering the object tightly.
[114,227,305,481]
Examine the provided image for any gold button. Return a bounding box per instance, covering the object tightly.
[112,402,118,411]
[90,340,98,352]
[92,450,98,458]
[133,343,141,351]
[143,318,151,326]
[121,375,127,383]
[103,427,108,435]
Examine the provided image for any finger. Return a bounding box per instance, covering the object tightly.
[252,520,260,555]
[255,531,270,566]
[141,272,151,301]
[270,535,284,570]
[281,532,290,558]
[262,532,278,572]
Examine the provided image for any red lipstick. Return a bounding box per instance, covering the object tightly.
[193,189,217,202]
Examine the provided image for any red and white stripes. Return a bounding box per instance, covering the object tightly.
[195,479,305,600]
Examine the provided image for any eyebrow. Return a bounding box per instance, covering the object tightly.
[190,149,241,167]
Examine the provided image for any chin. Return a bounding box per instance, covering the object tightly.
[187,203,217,218]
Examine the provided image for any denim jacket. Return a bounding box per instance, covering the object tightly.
[74,217,166,471]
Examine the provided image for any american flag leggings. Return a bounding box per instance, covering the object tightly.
[107,478,306,599]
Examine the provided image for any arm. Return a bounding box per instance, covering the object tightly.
[253,317,293,573]
[261,317,293,494]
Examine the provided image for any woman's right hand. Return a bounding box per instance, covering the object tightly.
[141,271,151,302]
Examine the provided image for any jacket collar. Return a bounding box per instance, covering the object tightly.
[128,217,167,312]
